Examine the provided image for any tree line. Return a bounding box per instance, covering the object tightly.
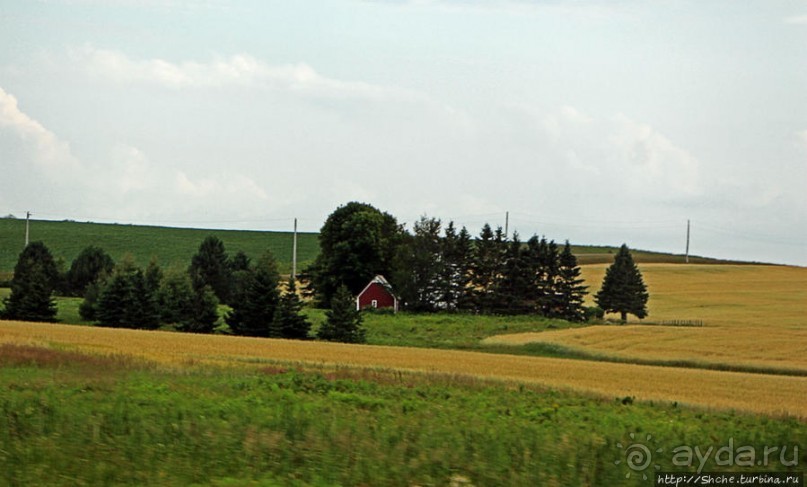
[0,238,364,342]
[306,202,648,321]
[1,202,649,336]
[305,202,592,321]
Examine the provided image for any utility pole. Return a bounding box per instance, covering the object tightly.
[292,217,298,280]
[25,211,31,246]
[504,211,509,240]
[685,219,690,263]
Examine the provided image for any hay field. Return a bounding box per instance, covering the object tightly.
[1,320,806,418]
[484,264,807,373]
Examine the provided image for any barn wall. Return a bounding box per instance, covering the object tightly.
[358,283,396,309]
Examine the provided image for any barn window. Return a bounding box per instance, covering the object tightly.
[371,300,378,308]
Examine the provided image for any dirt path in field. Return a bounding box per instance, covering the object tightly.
[2,320,806,419]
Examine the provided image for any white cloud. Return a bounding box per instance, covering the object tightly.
[0,85,79,171]
[71,46,407,100]
[608,113,700,195]
[784,15,807,25]
[527,106,701,199]
[798,129,807,151]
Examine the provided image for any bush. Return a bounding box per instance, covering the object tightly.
[584,306,604,322]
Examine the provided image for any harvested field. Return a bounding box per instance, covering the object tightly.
[1,319,805,418]
[484,264,807,373]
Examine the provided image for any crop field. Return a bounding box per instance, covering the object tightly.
[0,218,319,276]
[1,320,806,419]
[484,264,807,374]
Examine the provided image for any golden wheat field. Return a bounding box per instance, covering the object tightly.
[1,319,806,418]
[484,264,807,372]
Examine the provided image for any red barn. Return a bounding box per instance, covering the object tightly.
[356,275,398,312]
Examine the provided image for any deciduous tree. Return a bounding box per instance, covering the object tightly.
[307,202,403,307]
[64,246,114,297]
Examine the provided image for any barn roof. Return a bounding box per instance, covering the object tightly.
[357,275,396,299]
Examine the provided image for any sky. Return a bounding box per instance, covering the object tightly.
[1,0,805,265]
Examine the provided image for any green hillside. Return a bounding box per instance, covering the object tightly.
[0,218,742,281]
[0,218,319,279]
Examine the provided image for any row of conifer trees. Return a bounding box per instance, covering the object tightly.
[392,218,589,321]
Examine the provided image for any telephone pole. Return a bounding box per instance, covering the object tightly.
[685,219,690,263]
[25,211,31,246]
[504,211,509,240]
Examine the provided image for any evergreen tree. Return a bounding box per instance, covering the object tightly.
[470,224,506,313]
[182,285,220,334]
[159,271,196,325]
[95,261,161,329]
[2,241,59,322]
[158,272,220,333]
[393,216,443,312]
[189,236,233,304]
[553,241,588,322]
[494,233,533,314]
[145,258,164,296]
[317,285,365,343]
[226,251,280,337]
[535,238,560,316]
[64,246,114,297]
[438,222,473,311]
[272,278,311,339]
[78,279,103,321]
[595,244,649,322]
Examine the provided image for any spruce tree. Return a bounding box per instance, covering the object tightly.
[95,261,161,329]
[471,224,506,313]
[317,285,365,343]
[159,272,219,333]
[535,238,560,316]
[595,244,649,322]
[183,285,220,333]
[393,216,443,312]
[272,278,311,339]
[554,241,588,322]
[438,222,473,311]
[494,233,532,314]
[226,250,280,337]
[2,241,59,322]
[189,236,232,304]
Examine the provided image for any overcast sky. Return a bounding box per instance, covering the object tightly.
[1,0,805,265]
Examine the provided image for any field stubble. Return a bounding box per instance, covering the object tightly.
[484,264,807,374]
[1,319,806,419]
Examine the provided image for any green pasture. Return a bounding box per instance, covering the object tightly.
[0,344,803,486]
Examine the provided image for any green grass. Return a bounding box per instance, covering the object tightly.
[0,343,803,486]
[0,218,320,277]
[302,307,589,350]
[362,312,587,350]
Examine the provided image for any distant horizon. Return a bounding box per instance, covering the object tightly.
[2,214,797,267]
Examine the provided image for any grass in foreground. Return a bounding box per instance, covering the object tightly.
[0,343,804,486]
